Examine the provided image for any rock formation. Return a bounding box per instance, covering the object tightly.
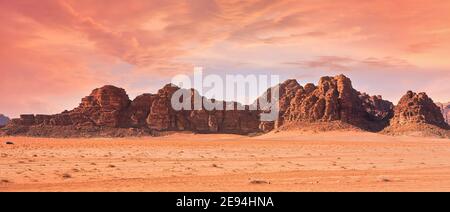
[383,91,449,138]
[1,74,447,138]
[1,84,262,137]
[254,79,302,130]
[257,75,394,132]
[391,91,446,127]
[0,114,9,126]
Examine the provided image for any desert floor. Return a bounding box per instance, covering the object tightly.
[1,131,450,191]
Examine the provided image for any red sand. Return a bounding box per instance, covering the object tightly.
[1,132,450,191]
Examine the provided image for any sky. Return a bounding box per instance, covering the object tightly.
[1,0,449,118]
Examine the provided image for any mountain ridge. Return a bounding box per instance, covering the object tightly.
[1,74,448,138]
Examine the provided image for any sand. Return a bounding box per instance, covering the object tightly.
[1,131,450,192]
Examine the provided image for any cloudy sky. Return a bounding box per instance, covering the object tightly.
[1,0,449,117]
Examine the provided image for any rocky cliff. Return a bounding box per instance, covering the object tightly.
[1,84,261,137]
[1,74,447,138]
[383,91,449,138]
[257,75,394,132]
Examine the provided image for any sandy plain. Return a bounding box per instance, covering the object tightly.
[1,131,449,191]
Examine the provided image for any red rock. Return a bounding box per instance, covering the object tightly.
[254,79,302,131]
[281,74,393,131]
[20,114,36,125]
[4,75,446,138]
[124,94,157,127]
[72,85,131,127]
[81,85,130,111]
[382,91,449,138]
[390,91,447,128]
[34,115,52,125]
[147,95,173,131]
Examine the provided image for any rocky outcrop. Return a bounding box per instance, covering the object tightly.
[0,114,9,126]
[73,85,131,127]
[1,84,262,137]
[7,85,131,129]
[390,91,447,128]
[383,91,449,138]
[144,84,261,134]
[258,75,394,132]
[2,74,447,138]
[254,79,302,131]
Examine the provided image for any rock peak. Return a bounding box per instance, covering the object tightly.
[1,75,447,138]
[158,83,181,96]
[82,85,130,111]
[282,74,392,131]
[281,79,299,86]
[390,91,447,128]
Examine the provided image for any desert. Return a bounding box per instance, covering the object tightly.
[1,131,450,192]
[0,74,449,192]
[1,1,450,193]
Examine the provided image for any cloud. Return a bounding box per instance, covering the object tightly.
[285,56,414,71]
[360,57,414,69]
[0,0,449,117]
[285,56,355,71]
[406,41,439,53]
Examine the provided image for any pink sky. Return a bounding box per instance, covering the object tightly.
[1,0,449,118]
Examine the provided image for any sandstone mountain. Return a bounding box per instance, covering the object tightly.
[1,84,261,137]
[0,114,9,126]
[383,91,449,138]
[256,75,394,132]
[1,74,448,138]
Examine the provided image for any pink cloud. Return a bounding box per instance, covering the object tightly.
[285,56,415,71]
[0,0,449,117]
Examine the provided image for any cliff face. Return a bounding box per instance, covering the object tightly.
[1,74,447,138]
[1,84,261,137]
[140,84,261,134]
[383,91,449,138]
[390,91,447,128]
[257,75,394,132]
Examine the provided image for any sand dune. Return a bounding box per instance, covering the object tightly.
[1,132,450,191]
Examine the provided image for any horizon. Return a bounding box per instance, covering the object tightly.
[2,73,448,119]
[1,0,450,118]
